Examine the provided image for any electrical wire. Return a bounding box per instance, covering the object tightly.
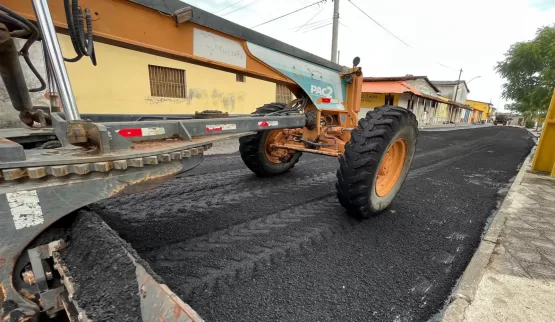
[295,6,325,32]
[251,0,328,29]
[214,0,247,14]
[300,20,333,33]
[221,0,265,17]
[289,17,331,31]
[347,0,459,71]
[303,21,332,33]
[339,20,349,29]
[347,0,411,48]
[294,19,333,33]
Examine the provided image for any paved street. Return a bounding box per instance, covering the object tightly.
[94,126,534,322]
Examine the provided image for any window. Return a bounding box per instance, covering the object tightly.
[236,74,246,82]
[384,94,394,105]
[276,83,291,104]
[148,65,186,98]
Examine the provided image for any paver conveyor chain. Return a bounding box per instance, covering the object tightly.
[0,144,212,181]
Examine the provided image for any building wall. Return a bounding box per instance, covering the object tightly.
[58,34,276,115]
[466,100,490,121]
[461,109,472,123]
[406,79,438,97]
[359,92,399,119]
[435,84,468,105]
[398,93,410,109]
[1,34,279,128]
[435,102,450,123]
[0,39,49,128]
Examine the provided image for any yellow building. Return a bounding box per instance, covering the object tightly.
[466,99,493,123]
[436,96,450,120]
[57,34,286,115]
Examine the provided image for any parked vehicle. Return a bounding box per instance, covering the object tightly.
[494,115,510,125]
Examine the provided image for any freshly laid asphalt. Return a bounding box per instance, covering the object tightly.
[95,126,534,322]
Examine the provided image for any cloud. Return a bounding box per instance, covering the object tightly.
[183,0,555,111]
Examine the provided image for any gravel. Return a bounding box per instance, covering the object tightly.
[61,211,150,322]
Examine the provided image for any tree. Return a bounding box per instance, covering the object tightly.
[495,24,555,122]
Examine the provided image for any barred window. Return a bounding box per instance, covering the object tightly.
[236,74,246,82]
[148,65,187,98]
[276,83,291,104]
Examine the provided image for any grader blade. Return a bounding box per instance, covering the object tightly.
[52,211,203,322]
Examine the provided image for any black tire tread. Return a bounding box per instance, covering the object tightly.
[239,103,302,177]
[336,105,418,218]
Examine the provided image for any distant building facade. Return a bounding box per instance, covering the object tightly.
[361,76,470,125]
[432,80,473,123]
[466,99,494,123]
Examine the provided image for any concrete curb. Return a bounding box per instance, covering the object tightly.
[419,124,492,132]
[441,137,537,322]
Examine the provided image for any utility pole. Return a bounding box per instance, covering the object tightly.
[331,0,340,63]
[488,98,492,124]
[452,68,463,104]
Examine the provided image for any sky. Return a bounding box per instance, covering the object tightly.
[181,0,555,111]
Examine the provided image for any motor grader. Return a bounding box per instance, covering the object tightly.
[0,0,418,320]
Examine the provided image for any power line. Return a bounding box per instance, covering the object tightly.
[339,20,349,29]
[222,0,264,17]
[251,0,328,29]
[303,22,332,33]
[301,20,333,33]
[295,6,325,32]
[289,18,331,31]
[347,0,411,48]
[347,0,458,71]
[214,0,247,14]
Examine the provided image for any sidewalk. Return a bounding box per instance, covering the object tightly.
[420,123,492,131]
[442,146,555,322]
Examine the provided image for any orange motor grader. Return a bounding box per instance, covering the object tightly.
[0,0,418,320]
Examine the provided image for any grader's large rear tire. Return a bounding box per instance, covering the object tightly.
[239,103,302,177]
[336,106,418,218]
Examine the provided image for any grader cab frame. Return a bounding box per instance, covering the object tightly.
[0,0,418,320]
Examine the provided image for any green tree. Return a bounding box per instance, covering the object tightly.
[495,24,555,121]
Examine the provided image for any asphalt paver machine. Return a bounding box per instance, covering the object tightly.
[0,0,418,320]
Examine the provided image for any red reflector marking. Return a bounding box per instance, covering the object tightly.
[259,121,269,127]
[321,97,331,103]
[118,128,142,137]
[206,126,223,132]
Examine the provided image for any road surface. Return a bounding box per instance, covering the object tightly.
[94,126,534,322]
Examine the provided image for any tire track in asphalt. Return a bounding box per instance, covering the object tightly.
[137,130,519,303]
[97,127,533,322]
[408,131,513,179]
[106,131,511,218]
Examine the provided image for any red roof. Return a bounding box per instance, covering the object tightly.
[361,81,413,94]
[362,80,466,108]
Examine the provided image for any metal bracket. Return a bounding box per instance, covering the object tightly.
[0,138,26,162]
[24,241,67,313]
[178,122,193,141]
[172,6,193,25]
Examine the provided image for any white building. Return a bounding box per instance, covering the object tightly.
[432,80,472,123]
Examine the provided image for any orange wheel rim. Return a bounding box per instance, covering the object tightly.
[265,130,283,164]
[376,139,407,197]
